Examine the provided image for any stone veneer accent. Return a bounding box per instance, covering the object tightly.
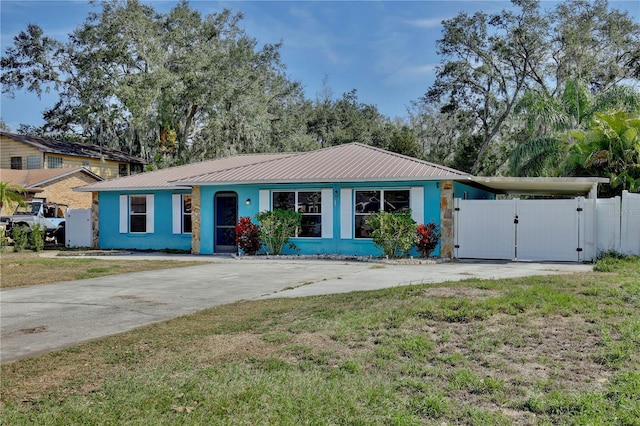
[439,180,454,259]
[91,192,99,248]
[191,186,201,254]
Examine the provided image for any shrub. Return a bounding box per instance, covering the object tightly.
[366,210,417,258]
[594,250,628,272]
[235,216,261,255]
[255,209,302,255]
[416,222,441,258]
[30,224,46,252]
[12,225,29,252]
[0,228,8,251]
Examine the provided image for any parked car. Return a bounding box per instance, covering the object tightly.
[1,199,68,245]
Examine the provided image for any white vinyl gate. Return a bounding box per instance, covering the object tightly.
[65,208,92,248]
[454,198,587,262]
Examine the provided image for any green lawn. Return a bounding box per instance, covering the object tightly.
[1,257,638,425]
[1,252,205,288]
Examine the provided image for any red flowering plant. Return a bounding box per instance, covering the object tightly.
[235,216,261,255]
[416,222,440,258]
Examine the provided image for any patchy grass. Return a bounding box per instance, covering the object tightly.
[1,258,638,424]
[0,252,205,288]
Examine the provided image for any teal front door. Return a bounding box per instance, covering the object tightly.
[215,192,238,253]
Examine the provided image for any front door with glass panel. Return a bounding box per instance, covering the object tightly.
[215,192,238,253]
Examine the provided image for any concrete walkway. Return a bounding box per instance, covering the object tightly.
[0,255,591,363]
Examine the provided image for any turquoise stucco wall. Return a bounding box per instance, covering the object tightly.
[199,181,441,257]
[454,182,495,200]
[99,190,192,251]
[98,181,445,256]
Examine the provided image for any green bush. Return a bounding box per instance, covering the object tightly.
[30,224,46,252]
[0,228,8,251]
[255,209,302,255]
[594,251,628,272]
[12,225,29,252]
[366,210,417,258]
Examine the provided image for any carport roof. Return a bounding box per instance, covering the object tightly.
[465,176,609,196]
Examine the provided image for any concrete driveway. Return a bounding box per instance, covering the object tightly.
[1,255,591,363]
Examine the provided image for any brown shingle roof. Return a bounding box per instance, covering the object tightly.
[77,153,294,191]
[1,131,145,164]
[1,167,102,188]
[178,143,470,185]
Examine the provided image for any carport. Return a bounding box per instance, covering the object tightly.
[453,177,625,262]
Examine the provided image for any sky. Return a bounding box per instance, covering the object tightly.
[1,0,639,132]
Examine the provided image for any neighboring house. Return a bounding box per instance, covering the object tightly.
[77,143,496,257]
[0,131,145,180]
[0,167,103,210]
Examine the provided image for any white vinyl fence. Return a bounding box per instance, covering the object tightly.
[621,191,640,255]
[454,191,640,262]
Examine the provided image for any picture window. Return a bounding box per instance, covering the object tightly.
[272,190,322,237]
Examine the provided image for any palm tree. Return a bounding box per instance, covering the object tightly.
[0,181,27,214]
[562,111,640,196]
[509,80,640,177]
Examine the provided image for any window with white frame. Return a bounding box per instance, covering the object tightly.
[272,191,322,237]
[354,189,410,238]
[172,194,192,234]
[47,156,63,168]
[182,195,192,233]
[129,195,147,233]
[119,194,154,234]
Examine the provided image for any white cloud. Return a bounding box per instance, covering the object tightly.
[406,17,444,28]
[407,64,439,75]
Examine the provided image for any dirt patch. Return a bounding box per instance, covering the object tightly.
[20,325,47,334]
[114,295,167,307]
[431,314,611,393]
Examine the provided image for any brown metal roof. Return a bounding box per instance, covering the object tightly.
[76,153,295,191]
[77,144,469,192]
[1,131,146,164]
[177,143,470,185]
[1,167,103,188]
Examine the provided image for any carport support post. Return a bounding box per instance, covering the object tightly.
[440,180,454,260]
[191,186,201,254]
[91,192,99,248]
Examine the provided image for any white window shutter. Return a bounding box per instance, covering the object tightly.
[321,188,333,239]
[340,188,352,239]
[410,187,424,224]
[259,190,270,212]
[119,195,128,233]
[146,194,155,233]
[172,194,181,234]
